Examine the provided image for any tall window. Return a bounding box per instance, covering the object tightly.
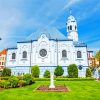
[68,26,69,30]
[75,25,77,30]
[70,25,72,30]
[12,53,16,59]
[77,51,82,58]
[62,50,67,58]
[22,51,27,58]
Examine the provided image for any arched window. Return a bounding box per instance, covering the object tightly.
[77,51,82,58]
[75,25,77,30]
[62,50,67,58]
[12,53,16,59]
[70,25,72,30]
[68,26,69,30]
[22,51,27,58]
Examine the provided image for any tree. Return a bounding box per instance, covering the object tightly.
[2,67,11,76]
[95,50,100,67]
[44,70,50,78]
[31,65,40,78]
[86,68,92,77]
[54,65,64,76]
[67,64,78,78]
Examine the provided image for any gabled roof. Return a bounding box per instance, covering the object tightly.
[26,27,66,40]
[0,49,7,56]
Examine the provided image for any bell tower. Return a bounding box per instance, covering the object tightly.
[67,11,78,41]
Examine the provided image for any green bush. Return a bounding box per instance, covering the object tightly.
[44,70,50,78]
[0,77,9,80]
[3,81,10,89]
[31,65,40,78]
[2,68,11,76]
[17,76,23,80]
[67,64,78,78]
[0,80,10,88]
[0,80,5,88]
[86,68,92,77]
[8,76,19,88]
[23,74,32,85]
[54,65,64,76]
[18,80,27,87]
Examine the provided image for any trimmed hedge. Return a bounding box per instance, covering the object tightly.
[34,78,50,81]
[34,77,96,81]
[55,77,96,81]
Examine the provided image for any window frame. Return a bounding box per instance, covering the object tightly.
[77,51,82,58]
[12,53,16,60]
[62,50,67,58]
[22,51,27,59]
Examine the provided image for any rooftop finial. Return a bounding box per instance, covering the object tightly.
[69,9,72,15]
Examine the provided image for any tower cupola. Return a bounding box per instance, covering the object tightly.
[66,11,78,41]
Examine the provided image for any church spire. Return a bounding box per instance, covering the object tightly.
[66,11,78,41]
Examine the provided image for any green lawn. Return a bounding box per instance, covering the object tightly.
[0,80,100,100]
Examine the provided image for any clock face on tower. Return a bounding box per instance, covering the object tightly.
[39,49,47,57]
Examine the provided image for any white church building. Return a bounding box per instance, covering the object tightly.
[6,14,89,77]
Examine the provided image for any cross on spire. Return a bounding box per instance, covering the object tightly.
[69,9,72,15]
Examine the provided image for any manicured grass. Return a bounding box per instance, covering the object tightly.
[0,80,100,100]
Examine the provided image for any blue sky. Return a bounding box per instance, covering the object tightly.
[0,0,100,52]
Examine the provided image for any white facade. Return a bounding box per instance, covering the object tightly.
[6,14,89,77]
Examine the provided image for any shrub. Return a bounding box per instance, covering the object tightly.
[54,65,64,77]
[17,76,23,80]
[8,76,19,88]
[0,77,9,80]
[86,68,92,77]
[3,81,10,89]
[23,74,32,85]
[31,65,40,78]
[44,70,50,78]
[2,67,11,76]
[18,80,27,87]
[0,80,10,88]
[0,80,5,88]
[67,64,78,78]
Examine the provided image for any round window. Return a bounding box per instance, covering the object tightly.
[78,66,82,70]
[39,49,47,57]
